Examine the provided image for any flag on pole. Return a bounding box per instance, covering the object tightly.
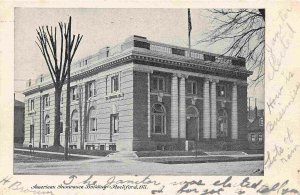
[188,8,192,36]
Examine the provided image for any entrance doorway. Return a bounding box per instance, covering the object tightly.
[186,106,199,140]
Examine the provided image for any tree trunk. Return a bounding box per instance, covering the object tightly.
[53,87,62,146]
[64,66,71,160]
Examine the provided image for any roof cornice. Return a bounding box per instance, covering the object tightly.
[24,50,252,96]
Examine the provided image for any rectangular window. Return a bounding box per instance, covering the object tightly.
[111,114,119,133]
[71,86,78,101]
[45,123,50,135]
[109,144,116,151]
[72,120,78,133]
[60,122,63,133]
[217,85,226,98]
[29,125,34,143]
[187,81,197,95]
[100,145,105,151]
[259,118,264,127]
[29,99,35,111]
[152,76,165,91]
[258,134,263,142]
[151,115,165,134]
[251,134,256,142]
[43,94,50,108]
[89,118,97,131]
[88,81,96,98]
[111,75,119,93]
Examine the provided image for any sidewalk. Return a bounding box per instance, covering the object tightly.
[14,148,264,163]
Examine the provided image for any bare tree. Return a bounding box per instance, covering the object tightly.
[36,16,83,148]
[199,9,265,87]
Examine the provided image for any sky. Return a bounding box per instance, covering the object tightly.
[14,8,264,109]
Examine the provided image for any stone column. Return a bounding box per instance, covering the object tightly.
[210,80,217,139]
[231,82,238,139]
[147,72,151,138]
[203,79,210,139]
[171,74,179,138]
[179,75,186,139]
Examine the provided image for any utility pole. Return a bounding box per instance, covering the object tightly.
[79,85,84,149]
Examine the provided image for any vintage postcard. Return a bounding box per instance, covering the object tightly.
[0,0,300,195]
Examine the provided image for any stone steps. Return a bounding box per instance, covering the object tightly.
[107,151,138,159]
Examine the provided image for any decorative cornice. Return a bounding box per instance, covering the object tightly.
[24,51,252,96]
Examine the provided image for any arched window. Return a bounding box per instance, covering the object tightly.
[71,110,79,133]
[151,103,166,134]
[217,109,228,138]
[88,107,97,132]
[45,115,50,135]
[186,106,199,118]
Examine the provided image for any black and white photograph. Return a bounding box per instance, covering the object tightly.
[13,8,265,176]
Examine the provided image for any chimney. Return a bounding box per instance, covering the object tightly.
[255,98,258,119]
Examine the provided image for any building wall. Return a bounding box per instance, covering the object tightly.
[24,94,42,147]
[24,64,134,151]
[24,68,250,151]
[132,71,151,150]
[237,84,248,141]
[14,106,25,143]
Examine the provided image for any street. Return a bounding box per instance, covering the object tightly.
[14,154,263,175]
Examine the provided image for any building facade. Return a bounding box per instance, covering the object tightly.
[23,35,252,151]
[14,99,25,144]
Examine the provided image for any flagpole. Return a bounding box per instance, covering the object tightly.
[188,8,192,57]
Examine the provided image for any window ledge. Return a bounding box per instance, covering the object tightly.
[150,91,171,96]
[89,130,97,132]
[186,94,201,98]
[151,90,166,93]
[105,92,124,100]
[151,133,167,135]
[70,100,79,105]
[28,110,36,115]
[43,106,51,111]
[87,96,97,101]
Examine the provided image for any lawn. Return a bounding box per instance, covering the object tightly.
[14,145,115,156]
[14,153,60,163]
[14,150,88,162]
[138,155,264,164]
[135,150,207,157]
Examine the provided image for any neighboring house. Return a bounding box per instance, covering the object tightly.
[23,35,252,151]
[247,110,264,150]
[14,99,25,144]
[248,108,264,123]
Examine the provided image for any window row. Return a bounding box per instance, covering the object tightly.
[249,133,263,143]
[28,75,121,111]
[40,112,120,136]
[151,76,227,97]
[70,110,119,134]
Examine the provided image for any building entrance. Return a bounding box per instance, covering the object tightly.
[186,106,199,141]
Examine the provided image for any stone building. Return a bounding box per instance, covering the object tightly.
[23,35,252,151]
